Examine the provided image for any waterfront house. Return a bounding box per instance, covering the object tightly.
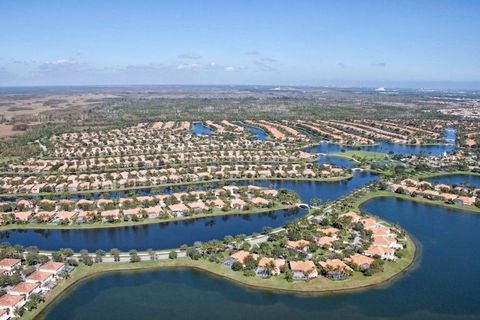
[77,211,96,223]
[230,198,246,210]
[223,250,259,267]
[289,261,318,279]
[54,211,76,223]
[319,259,353,279]
[8,282,41,298]
[26,271,54,288]
[39,261,65,277]
[35,211,56,222]
[256,257,285,276]
[13,211,32,222]
[143,206,164,219]
[208,199,225,209]
[123,208,143,220]
[187,200,207,213]
[421,189,440,199]
[435,184,451,192]
[454,196,476,206]
[262,189,278,197]
[250,197,270,207]
[439,193,458,202]
[345,253,374,270]
[364,245,396,260]
[101,209,120,221]
[0,294,26,314]
[168,203,189,216]
[0,308,9,320]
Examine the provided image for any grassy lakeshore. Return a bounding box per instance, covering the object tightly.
[26,235,415,320]
[0,204,296,230]
[413,170,480,180]
[0,174,354,198]
[330,150,387,161]
[354,190,480,213]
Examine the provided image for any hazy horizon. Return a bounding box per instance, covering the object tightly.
[1,1,479,89]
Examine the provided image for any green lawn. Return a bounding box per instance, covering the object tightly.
[0,156,20,164]
[413,170,480,180]
[330,150,388,161]
[23,238,416,320]
[353,190,480,213]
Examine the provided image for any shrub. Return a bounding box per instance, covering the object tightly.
[231,261,243,271]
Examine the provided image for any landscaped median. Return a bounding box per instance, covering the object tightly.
[24,237,415,320]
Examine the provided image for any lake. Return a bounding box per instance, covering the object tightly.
[192,122,213,135]
[39,197,480,320]
[244,125,268,140]
[0,172,377,251]
[308,128,456,156]
[426,173,480,188]
[309,141,454,156]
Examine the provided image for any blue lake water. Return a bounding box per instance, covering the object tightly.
[426,173,480,188]
[308,129,456,156]
[316,155,358,168]
[192,122,213,135]
[40,196,480,320]
[244,125,268,140]
[0,172,377,251]
[309,141,454,156]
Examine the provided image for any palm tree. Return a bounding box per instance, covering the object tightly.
[263,260,276,276]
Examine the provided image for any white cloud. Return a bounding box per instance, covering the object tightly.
[177,63,202,71]
[178,53,202,60]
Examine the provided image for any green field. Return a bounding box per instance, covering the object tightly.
[330,150,388,161]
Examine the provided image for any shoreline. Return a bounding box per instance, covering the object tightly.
[355,190,480,213]
[414,170,480,180]
[0,204,297,231]
[28,235,416,320]
[0,174,354,198]
[23,190,422,319]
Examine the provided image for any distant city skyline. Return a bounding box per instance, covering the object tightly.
[1,0,479,89]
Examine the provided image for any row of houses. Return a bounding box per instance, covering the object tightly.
[222,209,404,281]
[295,120,376,145]
[9,148,312,173]
[390,179,479,206]
[0,259,66,319]
[48,123,298,158]
[245,120,309,141]
[0,163,344,194]
[0,186,287,225]
[406,152,479,172]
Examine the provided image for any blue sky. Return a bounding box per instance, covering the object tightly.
[1,0,479,88]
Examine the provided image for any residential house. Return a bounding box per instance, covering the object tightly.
[289,261,318,279]
[0,294,26,314]
[9,282,41,298]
